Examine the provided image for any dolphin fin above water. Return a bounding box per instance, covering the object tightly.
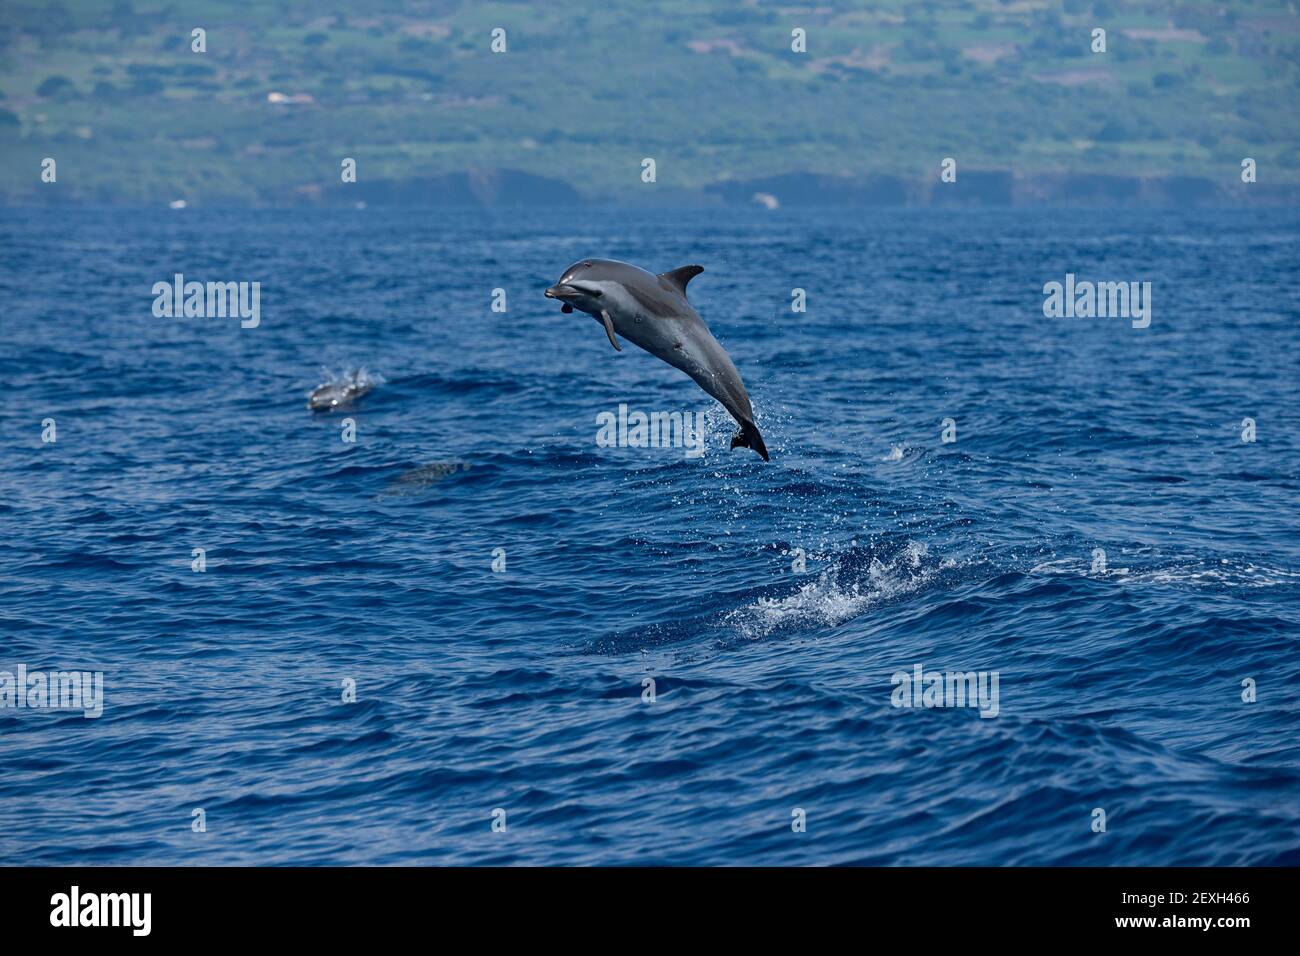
[545,258,771,461]
[729,418,769,460]
[658,264,704,295]
[599,310,622,351]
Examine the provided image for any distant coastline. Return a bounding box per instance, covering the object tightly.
[10,165,1297,207]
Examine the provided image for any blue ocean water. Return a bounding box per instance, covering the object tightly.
[1,205,1298,866]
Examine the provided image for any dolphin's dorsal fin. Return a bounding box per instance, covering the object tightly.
[659,264,704,297]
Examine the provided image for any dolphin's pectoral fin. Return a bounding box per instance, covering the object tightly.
[600,311,622,351]
[560,303,573,313]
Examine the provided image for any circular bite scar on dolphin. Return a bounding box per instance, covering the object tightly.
[545,259,770,461]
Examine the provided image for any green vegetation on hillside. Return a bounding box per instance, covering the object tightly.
[1,0,1297,202]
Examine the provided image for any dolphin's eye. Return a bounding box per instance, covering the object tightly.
[583,261,592,267]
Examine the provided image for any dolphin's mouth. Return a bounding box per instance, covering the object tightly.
[545,283,601,300]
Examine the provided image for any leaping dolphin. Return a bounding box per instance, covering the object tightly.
[545,259,770,461]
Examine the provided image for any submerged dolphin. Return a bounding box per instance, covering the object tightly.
[545,259,770,461]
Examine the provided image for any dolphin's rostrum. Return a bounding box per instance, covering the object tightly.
[546,259,769,461]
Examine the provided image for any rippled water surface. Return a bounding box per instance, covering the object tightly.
[2,205,1298,865]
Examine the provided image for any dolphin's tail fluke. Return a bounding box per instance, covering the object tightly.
[730,418,770,461]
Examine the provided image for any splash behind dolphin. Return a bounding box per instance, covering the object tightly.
[545,259,769,461]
